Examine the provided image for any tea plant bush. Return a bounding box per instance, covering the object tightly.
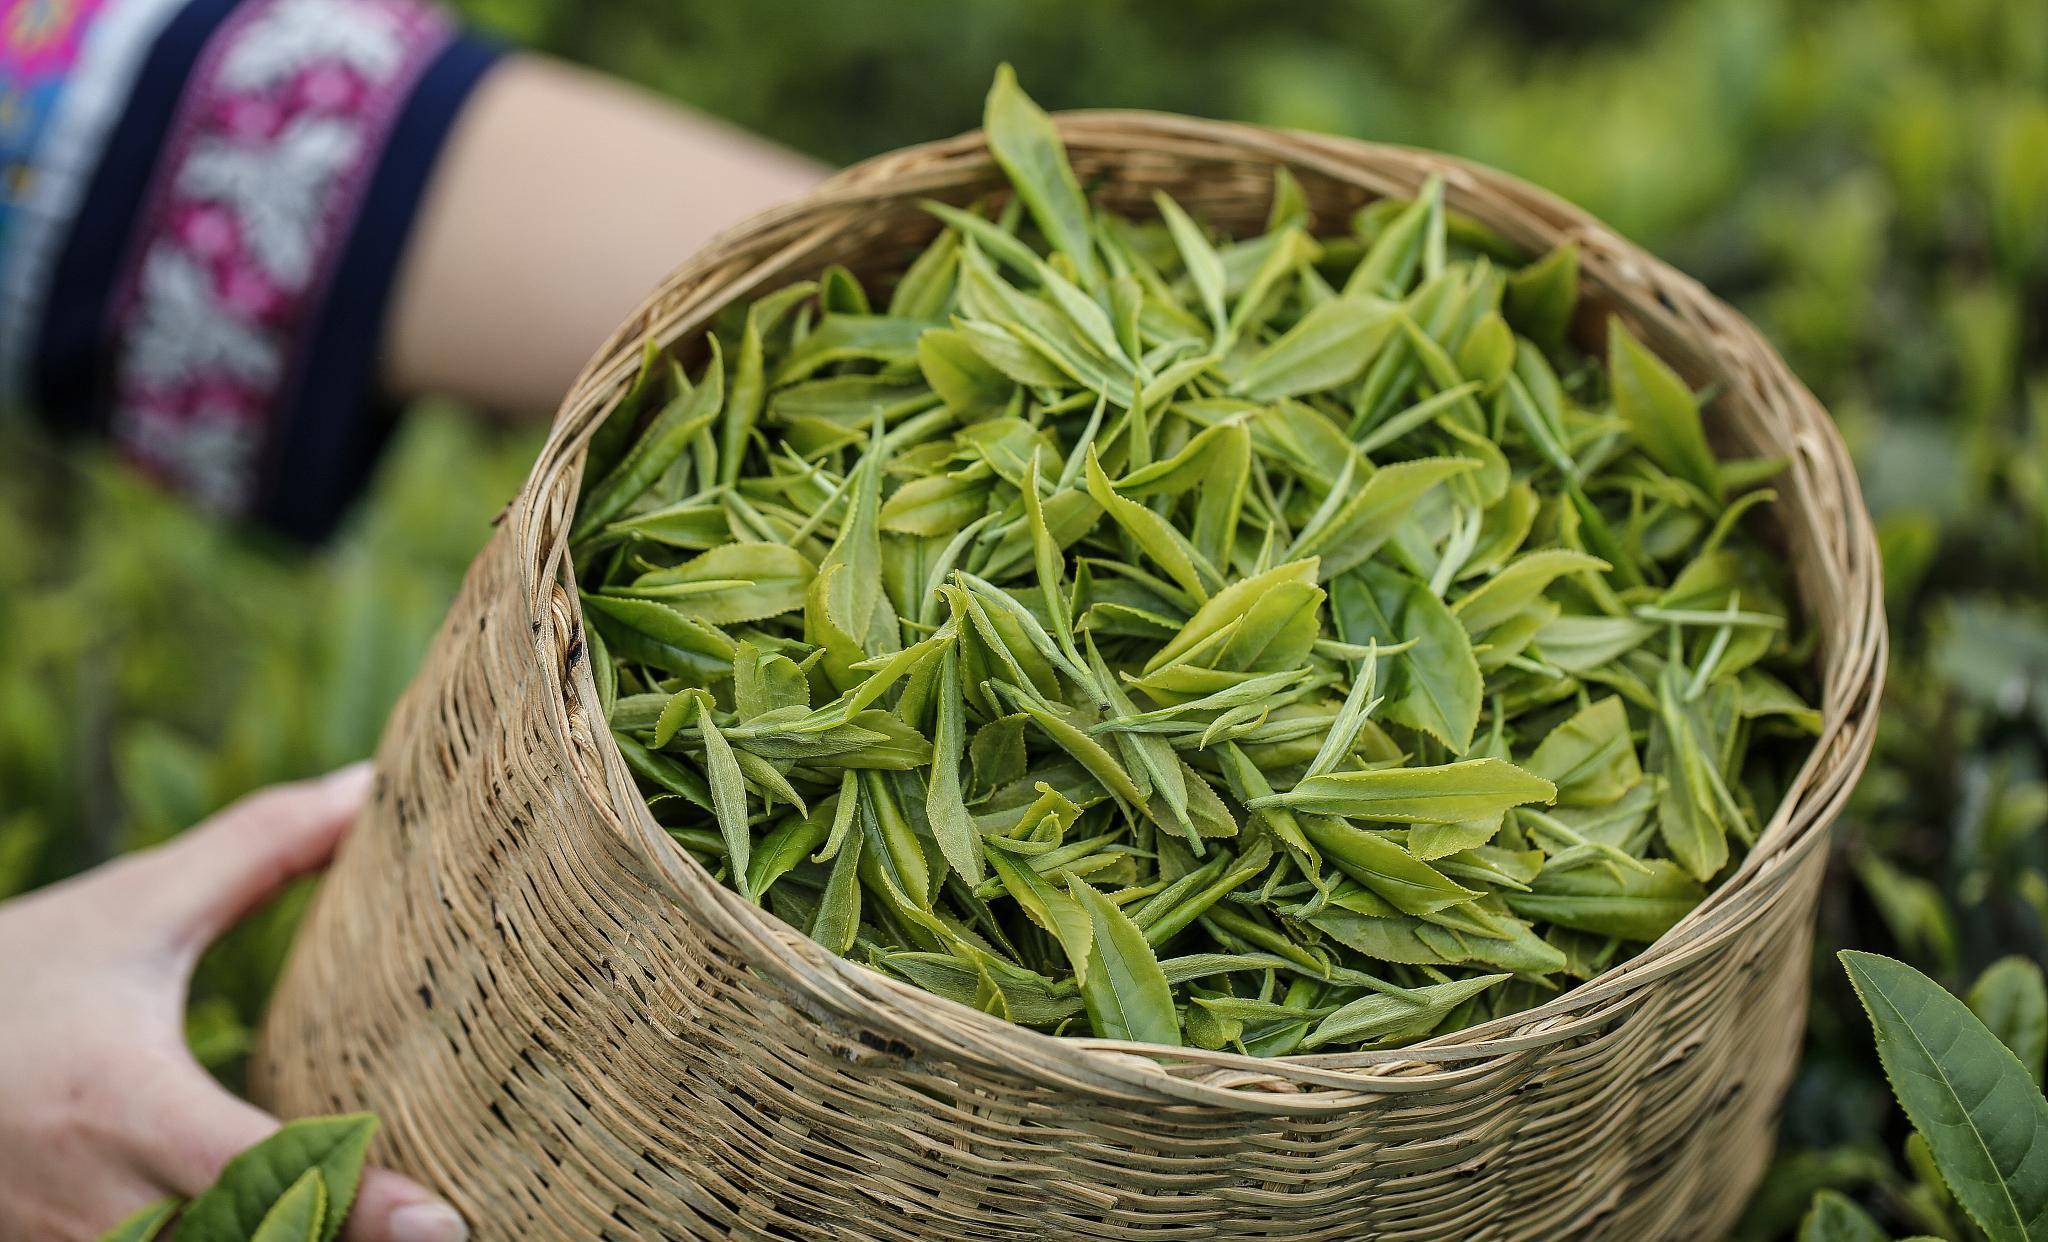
[4,0,2043,1232]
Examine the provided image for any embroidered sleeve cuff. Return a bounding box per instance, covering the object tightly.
[9,0,502,540]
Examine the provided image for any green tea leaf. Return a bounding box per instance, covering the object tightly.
[1609,319,1720,502]
[1451,549,1607,634]
[1649,661,1733,881]
[582,593,735,678]
[1346,176,1441,297]
[1525,697,1642,807]
[697,710,754,898]
[925,647,983,883]
[1301,817,1480,914]
[721,283,817,483]
[97,1199,180,1242]
[879,473,991,537]
[747,801,835,898]
[1231,296,1397,401]
[1795,1189,1889,1242]
[1154,191,1227,334]
[1144,559,1317,672]
[1302,972,1508,1049]
[1298,457,1479,578]
[246,1168,326,1242]
[986,839,1094,981]
[860,770,932,909]
[1257,758,1555,823]
[1507,860,1703,941]
[1840,951,2048,1242]
[574,344,725,542]
[1071,878,1181,1044]
[1084,450,1212,601]
[1969,956,2048,1087]
[1332,564,1481,751]
[811,824,864,954]
[173,1114,376,1242]
[1504,241,1578,350]
[984,65,1099,286]
[625,543,813,624]
[918,327,1014,417]
[775,315,933,383]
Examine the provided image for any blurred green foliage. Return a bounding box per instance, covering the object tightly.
[0,411,536,1060]
[4,0,2046,1234]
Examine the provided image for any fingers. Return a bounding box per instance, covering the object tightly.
[347,1168,470,1242]
[135,1061,466,1242]
[130,1057,280,1197]
[138,763,374,954]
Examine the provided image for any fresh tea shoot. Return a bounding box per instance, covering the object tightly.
[570,68,1816,1055]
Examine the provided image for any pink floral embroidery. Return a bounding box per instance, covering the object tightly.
[107,0,455,513]
[168,201,236,255]
[216,262,281,318]
[216,92,285,139]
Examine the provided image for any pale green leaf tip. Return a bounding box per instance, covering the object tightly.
[988,62,1022,112]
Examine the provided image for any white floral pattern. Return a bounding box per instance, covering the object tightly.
[214,0,407,92]
[125,248,278,385]
[177,116,362,285]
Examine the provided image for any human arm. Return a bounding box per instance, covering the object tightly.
[384,54,826,413]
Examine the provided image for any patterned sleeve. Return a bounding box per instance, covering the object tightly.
[0,0,501,539]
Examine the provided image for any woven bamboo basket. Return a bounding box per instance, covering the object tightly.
[252,112,1886,1241]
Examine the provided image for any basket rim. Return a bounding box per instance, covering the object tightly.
[511,109,1887,1110]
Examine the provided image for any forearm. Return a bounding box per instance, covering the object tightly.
[383,55,828,415]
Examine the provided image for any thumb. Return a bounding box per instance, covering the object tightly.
[136,1064,467,1242]
[347,1166,471,1242]
[136,763,375,955]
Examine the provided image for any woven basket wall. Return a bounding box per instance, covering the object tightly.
[252,113,1886,1241]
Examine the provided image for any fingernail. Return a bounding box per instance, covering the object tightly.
[388,1202,468,1242]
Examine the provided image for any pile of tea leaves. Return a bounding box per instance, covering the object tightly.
[570,68,1817,1054]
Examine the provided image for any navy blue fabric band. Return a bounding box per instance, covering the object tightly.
[254,33,503,541]
[30,0,238,432]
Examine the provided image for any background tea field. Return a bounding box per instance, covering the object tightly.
[4,0,2042,1233]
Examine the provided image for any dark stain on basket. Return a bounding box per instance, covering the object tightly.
[853,1029,918,1061]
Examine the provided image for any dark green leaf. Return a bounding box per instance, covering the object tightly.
[1970,957,2048,1086]
[173,1114,376,1242]
[1840,951,2048,1242]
